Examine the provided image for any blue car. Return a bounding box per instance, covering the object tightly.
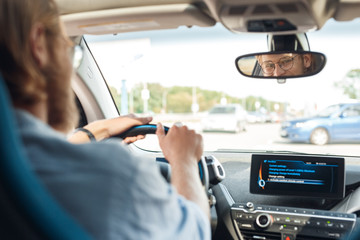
[281,103,360,145]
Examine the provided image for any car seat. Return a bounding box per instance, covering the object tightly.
[0,73,91,240]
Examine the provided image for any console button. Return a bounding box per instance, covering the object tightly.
[328,232,341,238]
[293,219,302,224]
[240,223,252,228]
[282,233,295,240]
[326,222,334,227]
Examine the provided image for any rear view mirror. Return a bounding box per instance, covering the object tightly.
[235,51,326,79]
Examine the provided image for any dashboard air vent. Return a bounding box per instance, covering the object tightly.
[296,235,336,240]
[240,230,280,240]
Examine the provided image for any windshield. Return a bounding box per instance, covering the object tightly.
[85,19,360,156]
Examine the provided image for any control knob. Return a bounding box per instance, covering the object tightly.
[256,214,273,228]
[246,202,254,211]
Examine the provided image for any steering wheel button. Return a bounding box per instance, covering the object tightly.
[217,166,224,176]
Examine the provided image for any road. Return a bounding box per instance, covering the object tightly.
[201,123,360,156]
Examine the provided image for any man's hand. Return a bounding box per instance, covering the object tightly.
[68,114,152,143]
[156,122,210,219]
[156,122,203,166]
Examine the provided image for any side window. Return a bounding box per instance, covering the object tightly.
[342,105,360,118]
[354,105,360,116]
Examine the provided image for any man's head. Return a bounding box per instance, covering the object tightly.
[0,0,78,133]
[257,53,312,77]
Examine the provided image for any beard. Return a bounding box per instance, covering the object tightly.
[43,52,79,134]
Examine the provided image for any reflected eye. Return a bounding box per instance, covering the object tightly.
[278,57,293,69]
[262,61,275,73]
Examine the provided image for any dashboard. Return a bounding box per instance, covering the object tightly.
[209,153,360,240]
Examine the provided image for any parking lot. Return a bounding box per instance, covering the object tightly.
[202,123,360,156]
[136,115,360,157]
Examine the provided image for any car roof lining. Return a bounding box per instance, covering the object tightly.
[57,0,360,37]
[56,0,197,15]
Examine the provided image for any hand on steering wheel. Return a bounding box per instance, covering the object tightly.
[115,123,209,189]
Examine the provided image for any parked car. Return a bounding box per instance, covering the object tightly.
[246,111,267,123]
[267,111,282,123]
[281,103,360,145]
[202,104,247,133]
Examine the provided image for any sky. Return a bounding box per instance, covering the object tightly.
[86,18,360,113]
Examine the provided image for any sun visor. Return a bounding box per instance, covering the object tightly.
[61,4,216,36]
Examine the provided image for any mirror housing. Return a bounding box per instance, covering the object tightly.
[235,51,326,79]
[267,34,310,51]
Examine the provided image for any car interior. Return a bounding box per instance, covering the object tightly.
[2,0,360,239]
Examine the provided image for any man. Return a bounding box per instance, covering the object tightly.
[0,0,210,239]
[257,53,313,77]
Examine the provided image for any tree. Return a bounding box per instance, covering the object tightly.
[335,69,360,99]
[109,82,285,114]
[131,83,165,113]
[109,86,121,110]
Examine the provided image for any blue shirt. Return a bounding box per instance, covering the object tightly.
[15,110,210,240]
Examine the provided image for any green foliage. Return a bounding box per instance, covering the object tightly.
[148,83,165,113]
[109,82,285,114]
[335,69,360,99]
[197,90,221,111]
[167,90,192,113]
[347,69,360,79]
[131,83,165,113]
[109,86,121,110]
[131,85,143,113]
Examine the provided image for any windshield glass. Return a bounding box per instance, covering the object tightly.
[85,19,360,156]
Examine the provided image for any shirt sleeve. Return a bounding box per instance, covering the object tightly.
[107,147,211,240]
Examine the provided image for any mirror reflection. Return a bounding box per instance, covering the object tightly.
[236,52,326,79]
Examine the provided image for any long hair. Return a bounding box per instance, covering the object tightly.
[0,0,61,107]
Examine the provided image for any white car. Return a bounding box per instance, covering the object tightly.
[202,104,247,133]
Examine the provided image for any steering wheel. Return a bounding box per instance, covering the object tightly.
[114,124,209,190]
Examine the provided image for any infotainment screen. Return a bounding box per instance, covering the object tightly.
[250,154,345,199]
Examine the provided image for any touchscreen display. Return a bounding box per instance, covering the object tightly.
[250,154,345,199]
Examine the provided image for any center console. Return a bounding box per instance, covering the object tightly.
[231,202,356,240]
[211,154,359,240]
